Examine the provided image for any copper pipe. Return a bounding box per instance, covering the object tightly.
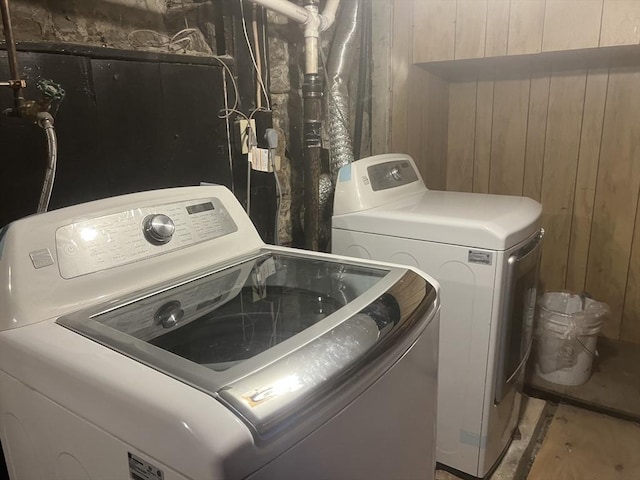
[0,0,24,112]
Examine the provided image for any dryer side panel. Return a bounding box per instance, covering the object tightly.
[332,229,499,475]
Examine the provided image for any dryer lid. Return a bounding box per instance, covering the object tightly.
[333,189,542,250]
[56,249,437,443]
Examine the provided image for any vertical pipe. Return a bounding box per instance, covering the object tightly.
[303,72,323,251]
[0,0,24,112]
[302,0,322,251]
[353,0,370,160]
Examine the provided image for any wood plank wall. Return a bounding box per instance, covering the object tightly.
[446,65,640,342]
[384,0,640,343]
[389,0,449,190]
[412,0,640,62]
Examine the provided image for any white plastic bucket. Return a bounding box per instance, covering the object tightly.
[534,292,608,386]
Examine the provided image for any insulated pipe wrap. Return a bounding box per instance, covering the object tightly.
[326,0,360,181]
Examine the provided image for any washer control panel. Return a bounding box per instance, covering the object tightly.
[367,160,419,191]
[55,197,237,279]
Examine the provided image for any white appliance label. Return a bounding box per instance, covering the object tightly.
[128,452,164,480]
[468,250,493,265]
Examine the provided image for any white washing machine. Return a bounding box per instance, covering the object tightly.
[332,154,543,478]
[0,185,440,480]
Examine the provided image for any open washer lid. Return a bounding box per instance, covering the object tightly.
[57,248,437,443]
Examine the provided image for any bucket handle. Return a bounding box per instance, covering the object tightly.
[576,336,598,358]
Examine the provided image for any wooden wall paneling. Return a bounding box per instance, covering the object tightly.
[422,70,450,190]
[600,0,640,47]
[455,0,488,60]
[412,0,456,63]
[488,74,530,196]
[473,72,494,193]
[407,66,427,165]
[390,0,413,152]
[522,72,551,202]
[539,70,588,292]
[621,195,640,343]
[565,68,609,293]
[485,0,511,57]
[446,79,477,192]
[371,0,393,155]
[507,0,545,55]
[542,0,604,52]
[585,66,640,339]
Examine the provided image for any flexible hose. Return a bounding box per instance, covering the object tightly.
[326,0,360,180]
[36,112,57,213]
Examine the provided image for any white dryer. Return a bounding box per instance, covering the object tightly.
[332,154,543,478]
[0,185,440,480]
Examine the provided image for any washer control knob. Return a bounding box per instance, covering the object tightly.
[143,214,175,245]
[389,166,403,181]
[154,301,184,329]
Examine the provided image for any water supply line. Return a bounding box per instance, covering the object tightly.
[249,0,339,251]
[1,0,64,213]
[36,112,57,213]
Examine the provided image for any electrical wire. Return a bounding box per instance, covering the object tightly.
[214,60,240,117]
[246,153,252,216]
[238,0,271,110]
[127,28,240,117]
[260,5,270,95]
[269,147,283,246]
[252,3,263,109]
[127,25,269,213]
[221,67,235,193]
[127,28,202,53]
[223,106,271,215]
[265,128,281,245]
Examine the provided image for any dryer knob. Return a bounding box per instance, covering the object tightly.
[154,301,184,328]
[143,214,175,245]
[389,166,403,181]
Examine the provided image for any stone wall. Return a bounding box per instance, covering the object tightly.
[8,0,213,54]
[3,0,300,244]
[266,9,302,246]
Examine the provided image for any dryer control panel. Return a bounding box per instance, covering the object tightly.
[55,197,238,279]
[333,154,427,216]
[368,160,419,191]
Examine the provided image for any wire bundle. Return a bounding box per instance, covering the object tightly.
[127,28,205,53]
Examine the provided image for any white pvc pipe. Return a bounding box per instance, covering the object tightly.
[249,0,340,75]
[320,0,340,31]
[249,0,309,24]
[305,36,319,74]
